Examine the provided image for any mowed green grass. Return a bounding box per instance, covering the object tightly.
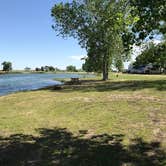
[0,73,166,165]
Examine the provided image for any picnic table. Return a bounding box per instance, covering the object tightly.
[71,77,80,84]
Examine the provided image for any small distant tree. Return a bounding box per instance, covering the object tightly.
[40,66,56,72]
[41,66,45,71]
[35,67,41,71]
[24,67,31,72]
[1,61,12,72]
[48,66,55,71]
[66,65,77,72]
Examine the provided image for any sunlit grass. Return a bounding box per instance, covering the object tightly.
[0,73,166,165]
[0,73,165,145]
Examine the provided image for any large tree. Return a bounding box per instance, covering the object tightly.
[51,0,131,80]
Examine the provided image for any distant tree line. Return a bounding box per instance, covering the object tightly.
[35,66,57,72]
[0,63,81,73]
[35,65,81,72]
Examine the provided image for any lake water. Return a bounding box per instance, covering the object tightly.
[0,73,93,96]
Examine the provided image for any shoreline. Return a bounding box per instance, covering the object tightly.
[0,71,92,75]
[0,73,95,97]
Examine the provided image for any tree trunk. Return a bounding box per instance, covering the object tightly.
[103,69,108,81]
[102,56,109,81]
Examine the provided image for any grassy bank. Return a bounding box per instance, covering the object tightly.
[0,73,166,165]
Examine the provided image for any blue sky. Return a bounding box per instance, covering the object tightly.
[0,0,86,70]
[0,0,162,70]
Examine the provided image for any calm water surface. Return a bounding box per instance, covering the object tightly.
[0,73,93,96]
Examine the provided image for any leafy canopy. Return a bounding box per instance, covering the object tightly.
[51,0,132,80]
[66,65,77,72]
[127,0,166,44]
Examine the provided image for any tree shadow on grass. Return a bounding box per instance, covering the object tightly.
[0,128,165,166]
[43,79,166,93]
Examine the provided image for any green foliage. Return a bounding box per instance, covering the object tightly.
[82,56,102,73]
[127,0,166,44]
[35,67,41,72]
[48,66,55,72]
[51,0,131,80]
[41,66,44,71]
[66,65,77,72]
[39,66,55,72]
[114,58,124,72]
[134,42,166,72]
[1,61,12,71]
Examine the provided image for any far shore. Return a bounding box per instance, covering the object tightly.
[0,70,93,75]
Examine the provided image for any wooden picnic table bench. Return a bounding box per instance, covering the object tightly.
[71,77,80,84]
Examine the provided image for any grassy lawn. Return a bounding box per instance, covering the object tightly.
[0,73,166,165]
